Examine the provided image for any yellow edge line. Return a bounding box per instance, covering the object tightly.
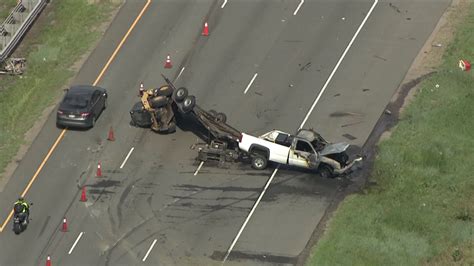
[0,0,152,233]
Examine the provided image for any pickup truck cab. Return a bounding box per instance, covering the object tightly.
[238,129,359,178]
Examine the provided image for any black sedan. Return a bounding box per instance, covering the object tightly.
[56,85,107,128]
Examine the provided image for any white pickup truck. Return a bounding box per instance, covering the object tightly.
[238,129,361,178]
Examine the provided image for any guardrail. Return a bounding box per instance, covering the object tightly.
[0,0,48,62]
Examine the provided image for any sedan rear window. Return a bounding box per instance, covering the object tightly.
[63,96,89,108]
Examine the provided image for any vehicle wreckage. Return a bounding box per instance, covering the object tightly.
[129,75,362,178]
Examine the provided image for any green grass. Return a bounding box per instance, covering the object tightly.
[307,3,474,266]
[0,0,17,22]
[0,0,118,174]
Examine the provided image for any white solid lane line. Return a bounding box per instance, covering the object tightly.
[243,73,258,94]
[142,239,158,262]
[299,0,379,129]
[221,0,228,8]
[293,0,304,15]
[119,147,135,169]
[68,232,84,255]
[194,161,204,176]
[176,67,185,81]
[223,166,280,262]
[224,0,379,263]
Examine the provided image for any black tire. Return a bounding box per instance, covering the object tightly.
[338,152,349,167]
[149,96,168,108]
[157,85,173,97]
[173,87,188,102]
[319,164,334,179]
[13,223,21,235]
[182,96,196,113]
[91,115,96,128]
[215,112,227,123]
[56,122,64,129]
[209,109,218,117]
[103,97,107,110]
[251,154,268,170]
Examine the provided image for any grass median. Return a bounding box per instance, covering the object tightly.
[307,2,474,266]
[0,0,119,176]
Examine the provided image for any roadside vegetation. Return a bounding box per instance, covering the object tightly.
[308,2,474,266]
[0,0,119,175]
[0,0,17,22]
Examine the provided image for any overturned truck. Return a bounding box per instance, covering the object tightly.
[129,75,362,178]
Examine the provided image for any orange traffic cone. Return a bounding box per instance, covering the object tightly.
[61,217,68,232]
[80,186,87,202]
[107,127,115,141]
[46,255,52,266]
[97,161,102,177]
[202,22,209,36]
[164,54,172,69]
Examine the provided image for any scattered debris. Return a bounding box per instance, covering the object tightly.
[432,43,443,47]
[299,62,311,71]
[374,55,387,61]
[384,109,392,115]
[0,58,26,75]
[389,2,401,13]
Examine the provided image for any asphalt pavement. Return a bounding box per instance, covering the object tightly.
[0,0,450,265]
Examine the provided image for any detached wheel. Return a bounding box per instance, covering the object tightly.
[319,164,334,179]
[209,109,218,117]
[182,96,196,113]
[215,113,227,123]
[157,85,173,97]
[251,154,268,170]
[173,87,188,102]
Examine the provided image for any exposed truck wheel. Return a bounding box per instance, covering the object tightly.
[319,164,334,179]
[209,109,218,117]
[149,96,168,108]
[173,87,188,102]
[251,154,268,170]
[181,96,196,113]
[157,85,173,97]
[215,112,227,123]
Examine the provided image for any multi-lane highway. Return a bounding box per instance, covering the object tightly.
[0,0,450,265]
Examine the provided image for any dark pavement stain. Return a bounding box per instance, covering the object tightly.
[342,133,357,140]
[88,179,121,188]
[363,88,370,92]
[299,62,311,71]
[88,189,114,194]
[329,111,361,117]
[37,215,50,238]
[211,250,297,264]
[176,184,261,193]
[341,121,364,128]
[333,93,341,97]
